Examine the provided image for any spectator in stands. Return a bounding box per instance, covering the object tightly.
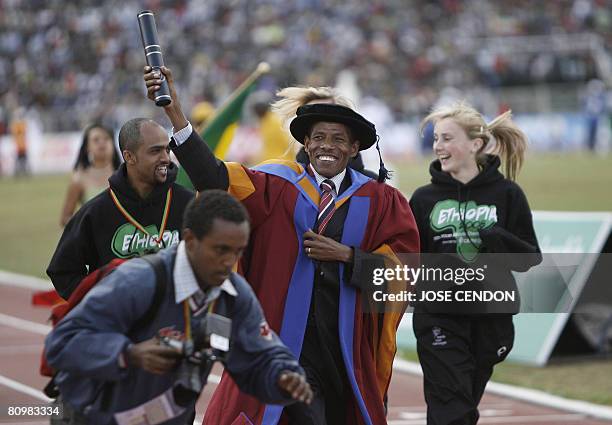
[583,78,607,151]
[251,90,292,164]
[191,101,215,134]
[2,1,607,132]
[10,108,29,177]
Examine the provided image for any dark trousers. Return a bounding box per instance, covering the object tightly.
[284,306,348,425]
[413,312,514,425]
[284,364,347,425]
[14,152,29,177]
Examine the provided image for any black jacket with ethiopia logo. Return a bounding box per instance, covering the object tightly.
[47,162,194,299]
[409,155,542,314]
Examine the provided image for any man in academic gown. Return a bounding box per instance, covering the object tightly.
[144,66,420,425]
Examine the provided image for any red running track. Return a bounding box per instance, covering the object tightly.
[0,281,609,424]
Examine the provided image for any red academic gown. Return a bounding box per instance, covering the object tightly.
[203,159,420,425]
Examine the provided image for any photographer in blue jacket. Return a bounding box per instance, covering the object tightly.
[45,190,312,425]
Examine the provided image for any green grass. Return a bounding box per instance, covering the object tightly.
[396,152,612,211]
[491,358,612,405]
[0,174,69,278]
[1,153,611,277]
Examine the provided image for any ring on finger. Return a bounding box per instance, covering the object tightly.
[307,247,311,255]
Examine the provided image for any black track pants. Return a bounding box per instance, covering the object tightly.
[413,313,514,425]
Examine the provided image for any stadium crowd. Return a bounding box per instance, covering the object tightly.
[0,0,609,133]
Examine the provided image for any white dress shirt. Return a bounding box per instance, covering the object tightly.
[173,241,237,315]
[309,164,346,198]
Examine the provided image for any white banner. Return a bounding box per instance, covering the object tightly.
[0,124,81,176]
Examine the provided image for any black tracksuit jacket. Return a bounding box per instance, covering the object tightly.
[47,163,194,299]
[408,155,542,315]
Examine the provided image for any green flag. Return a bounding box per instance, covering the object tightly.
[176,63,270,189]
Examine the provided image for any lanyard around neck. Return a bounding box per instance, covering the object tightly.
[183,297,217,342]
[109,187,173,247]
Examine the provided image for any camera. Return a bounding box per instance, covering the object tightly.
[160,313,232,407]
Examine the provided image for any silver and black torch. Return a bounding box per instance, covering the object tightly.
[137,10,172,107]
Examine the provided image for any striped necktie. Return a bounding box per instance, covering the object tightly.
[316,179,336,234]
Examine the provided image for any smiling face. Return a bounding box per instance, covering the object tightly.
[127,121,171,187]
[184,218,250,288]
[433,118,482,179]
[304,121,359,178]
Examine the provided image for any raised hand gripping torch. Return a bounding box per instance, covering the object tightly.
[137,10,172,107]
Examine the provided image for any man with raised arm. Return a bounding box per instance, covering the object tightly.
[144,66,419,425]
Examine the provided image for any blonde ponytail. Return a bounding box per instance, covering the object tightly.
[486,110,527,181]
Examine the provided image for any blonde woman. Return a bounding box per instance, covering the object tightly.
[272,86,379,180]
[409,102,542,425]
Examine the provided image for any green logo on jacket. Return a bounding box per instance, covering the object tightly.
[429,199,497,261]
[111,223,180,258]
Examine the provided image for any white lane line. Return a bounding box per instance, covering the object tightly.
[0,375,217,425]
[486,381,612,421]
[0,374,51,402]
[0,313,51,335]
[397,412,426,420]
[393,358,612,421]
[0,270,52,290]
[397,409,516,420]
[394,358,422,374]
[1,422,50,425]
[388,403,515,413]
[477,413,586,423]
[207,374,221,385]
[389,414,586,425]
[479,409,515,417]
